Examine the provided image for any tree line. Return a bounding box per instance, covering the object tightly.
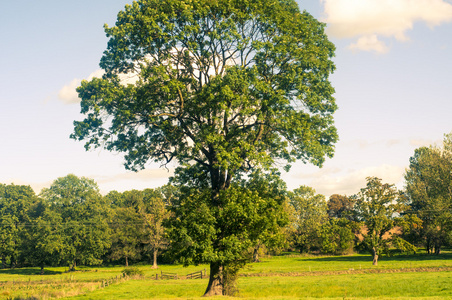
[1,132,451,273]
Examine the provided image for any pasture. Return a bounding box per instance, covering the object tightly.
[1,252,451,299]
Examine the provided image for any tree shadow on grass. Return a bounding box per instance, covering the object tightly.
[300,251,452,263]
[0,268,63,276]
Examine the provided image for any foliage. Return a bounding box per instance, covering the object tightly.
[109,205,144,266]
[106,188,169,268]
[20,201,65,273]
[327,194,355,220]
[71,0,337,295]
[40,175,111,270]
[122,266,144,277]
[168,169,288,295]
[404,132,452,254]
[352,177,415,265]
[319,218,356,255]
[287,186,327,253]
[0,184,37,268]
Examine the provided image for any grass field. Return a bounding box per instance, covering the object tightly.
[1,252,451,299]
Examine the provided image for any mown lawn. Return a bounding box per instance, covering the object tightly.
[0,252,451,299]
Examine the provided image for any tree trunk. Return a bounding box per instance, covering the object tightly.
[151,249,158,269]
[434,239,442,255]
[1,255,5,269]
[40,265,45,275]
[125,256,128,267]
[372,248,378,266]
[203,262,223,297]
[426,236,433,254]
[253,246,260,263]
[70,260,76,272]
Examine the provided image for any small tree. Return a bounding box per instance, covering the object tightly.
[353,177,415,265]
[142,188,169,269]
[287,186,328,253]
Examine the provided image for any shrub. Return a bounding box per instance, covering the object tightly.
[122,266,144,277]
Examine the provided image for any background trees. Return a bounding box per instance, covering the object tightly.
[405,133,452,254]
[287,186,328,253]
[40,175,111,270]
[352,177,415,265]
[0,184,37,268]
[71,0,337,295]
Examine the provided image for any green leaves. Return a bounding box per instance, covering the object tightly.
[73,0,338,177]
[167,169,287,266]
[353,177,416,263]
[404,132,452,253]
[73,1,337,294]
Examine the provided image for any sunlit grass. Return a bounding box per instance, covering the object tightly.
[0,251,451,299]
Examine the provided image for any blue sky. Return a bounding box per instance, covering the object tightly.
[1,0,451,197]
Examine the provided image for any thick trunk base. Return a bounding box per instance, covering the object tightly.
[203,263,223,297]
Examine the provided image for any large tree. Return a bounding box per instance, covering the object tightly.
[404,133,452,254]
[72,0,337,295]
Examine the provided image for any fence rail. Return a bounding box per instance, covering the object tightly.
[157,271,178,280]
[186,269,206,279]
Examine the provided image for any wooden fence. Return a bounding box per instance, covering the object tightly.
[186,269,206,279]
[155,269,206,280]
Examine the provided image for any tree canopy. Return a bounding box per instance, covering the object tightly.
[405,132,452,254]
[72,0,337,295]
[353,177,415,265]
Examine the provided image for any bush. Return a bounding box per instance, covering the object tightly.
[122,266,144,277]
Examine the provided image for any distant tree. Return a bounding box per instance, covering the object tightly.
[40,175,111,270]
[0,184,37,268]
[20,201,64,274]
[141,188,169,269]
[71,0,337,295]
[404,132,452,254]
[327,194,355,220]
[319,218,356,255]
[353,177,415,265]
[106,189,170,268]
[109,206,144,267]
[288,186,327,253]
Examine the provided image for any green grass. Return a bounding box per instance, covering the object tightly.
[1,252,451,299]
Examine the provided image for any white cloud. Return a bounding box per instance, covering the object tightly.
[58,69,140,104]
[58,78,81,104]
[294,164,406,198]
[94,168,174,194]
[322,0,452,52]
[58,69,105,104]
[348,35,389,54]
